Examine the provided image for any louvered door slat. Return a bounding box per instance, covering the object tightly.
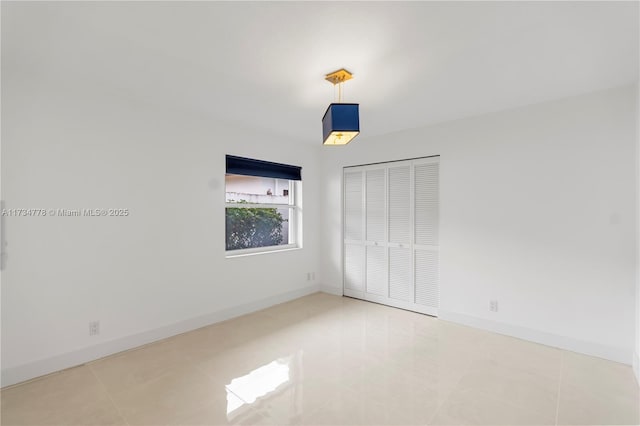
[366,169,386,242]
[389,247,412,302]
[366,245,387,296]
[388,166,411,244]
[415,163,439,246]
[344,172,363,241]
[344,244,365,291]
[415,250,439,307]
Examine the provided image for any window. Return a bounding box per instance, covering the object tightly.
[225,155,301,255]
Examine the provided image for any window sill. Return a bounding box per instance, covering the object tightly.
[225,244,301,258]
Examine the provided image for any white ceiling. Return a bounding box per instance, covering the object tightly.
[4,1,639,144]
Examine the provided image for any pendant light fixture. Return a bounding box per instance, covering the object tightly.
[322,69,360,146]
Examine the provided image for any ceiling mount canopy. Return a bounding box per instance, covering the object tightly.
[322,68,360,146]
[324,68,353,85]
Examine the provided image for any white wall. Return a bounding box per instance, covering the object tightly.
[320,85,638,364]
[1,69,322,386]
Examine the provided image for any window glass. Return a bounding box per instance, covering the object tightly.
[225,174,297,253]
[225,175,290,204]
[225,206,291,250]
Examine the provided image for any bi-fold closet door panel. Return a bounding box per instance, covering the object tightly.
[365,168,387,296]
[343,171,365,293]
[387,163,412,303]
[414,159,440,315]
[343,156,439,316]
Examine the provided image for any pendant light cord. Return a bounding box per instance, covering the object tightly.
[331,77,346,103]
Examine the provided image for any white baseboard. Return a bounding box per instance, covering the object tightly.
[1,284,320,388]
[319,284,343,296]
[439,310,632,365]
[633,352,639,386]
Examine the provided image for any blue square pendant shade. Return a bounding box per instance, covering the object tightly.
[322,103,360,145]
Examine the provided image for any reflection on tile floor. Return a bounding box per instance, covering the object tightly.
[1,293,639,425]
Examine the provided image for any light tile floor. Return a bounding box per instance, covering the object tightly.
[1,293,639,425]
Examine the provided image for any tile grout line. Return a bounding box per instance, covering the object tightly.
[555,350,564,426]
[87,363,131,426]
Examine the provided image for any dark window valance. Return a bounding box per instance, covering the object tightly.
[226,155,302,181]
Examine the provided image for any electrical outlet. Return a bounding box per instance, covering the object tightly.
[489,300,499,312]
[89,321,100,336]
[306,272,311,281]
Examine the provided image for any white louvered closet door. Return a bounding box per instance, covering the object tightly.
[343,171,365,293]
[414,159,440,315]
[343,156,439,317]
[388,164,412,302]
[365,168,387,297]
